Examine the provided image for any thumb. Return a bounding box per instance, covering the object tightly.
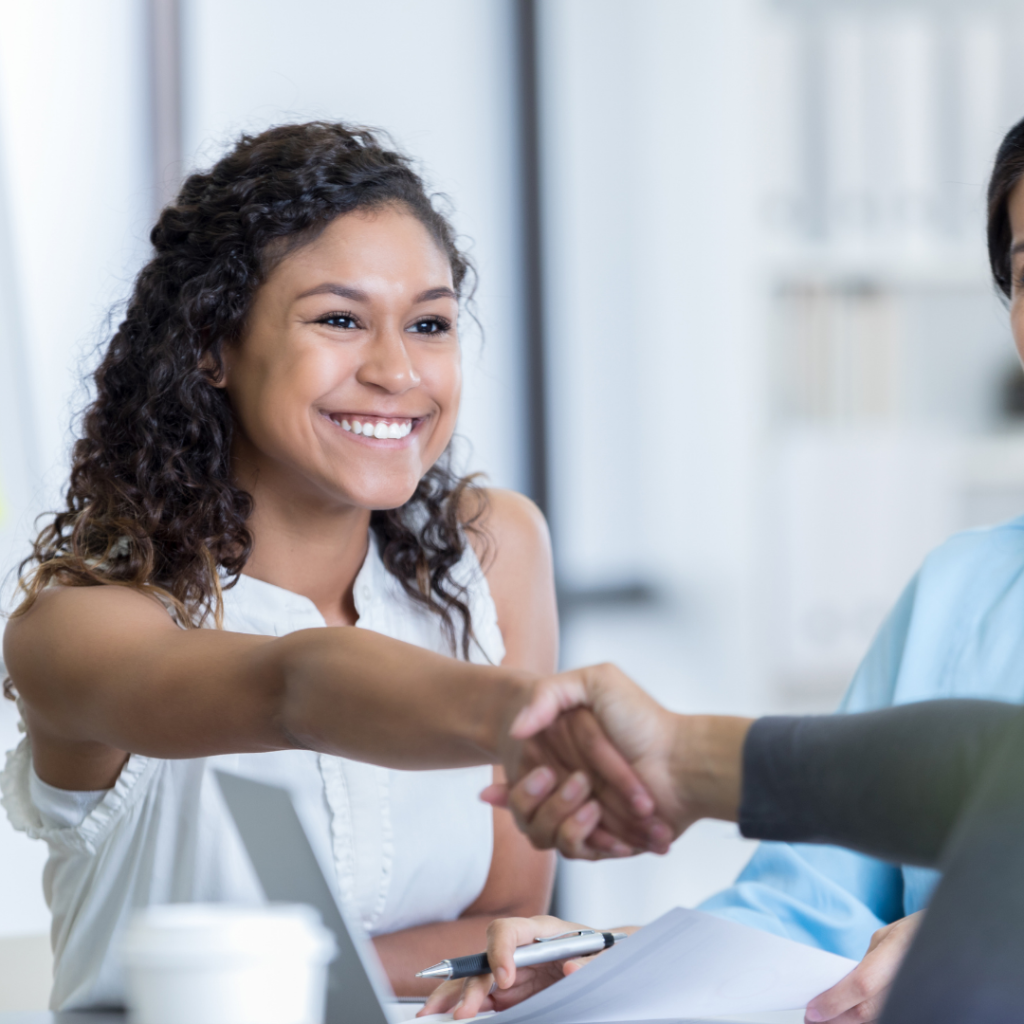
[509,672,590,738]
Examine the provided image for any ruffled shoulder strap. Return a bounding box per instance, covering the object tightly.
[1,713,159,855]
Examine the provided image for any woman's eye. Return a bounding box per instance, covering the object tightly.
[407,317,450,335]
[318,313,359,329]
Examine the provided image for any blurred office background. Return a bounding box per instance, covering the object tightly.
[2,0,1024,1008]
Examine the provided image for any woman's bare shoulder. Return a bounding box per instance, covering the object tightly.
[461,488,552,577]
[3,585,178,691]
[462,489,557,673]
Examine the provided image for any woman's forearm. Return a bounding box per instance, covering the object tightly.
[274,627,534,770]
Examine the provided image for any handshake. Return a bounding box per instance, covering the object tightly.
[479,666,1024,1024]
[491,662,751,861]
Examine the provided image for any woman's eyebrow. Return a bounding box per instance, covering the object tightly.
[294,284,455,303]
[414,286,457,302]
[295,283,368,301]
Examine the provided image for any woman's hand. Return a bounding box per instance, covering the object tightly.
[803,911,924,1023]
[417,915,635,1020]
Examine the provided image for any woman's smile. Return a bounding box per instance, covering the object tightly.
[320,409,425,446]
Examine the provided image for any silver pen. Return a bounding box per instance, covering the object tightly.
[416,929,629,980]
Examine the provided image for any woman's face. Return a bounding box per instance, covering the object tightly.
[220,205,461,512]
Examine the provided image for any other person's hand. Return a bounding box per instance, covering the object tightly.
[417,915,637,1020]
[803,911,924,1023]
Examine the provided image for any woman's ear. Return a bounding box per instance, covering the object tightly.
[198,350,228,389]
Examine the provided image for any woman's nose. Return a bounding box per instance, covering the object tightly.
[355,326,421,393]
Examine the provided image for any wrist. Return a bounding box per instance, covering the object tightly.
[669,714,753,823]
[475,669,541,765]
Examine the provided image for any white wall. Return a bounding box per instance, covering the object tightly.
[543,0,767,703]
[0,0,152,530]
[0,0,151,937]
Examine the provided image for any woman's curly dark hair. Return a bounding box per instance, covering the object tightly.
[10,121,488,672]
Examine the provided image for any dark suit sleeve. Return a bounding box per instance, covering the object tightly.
[737,698,1024,1022]
[738,699,1020,867]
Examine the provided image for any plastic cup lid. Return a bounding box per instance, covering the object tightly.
[123,903,337,966]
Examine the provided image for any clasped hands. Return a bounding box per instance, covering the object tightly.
[480,663,916,1024]
[494,661,744,860]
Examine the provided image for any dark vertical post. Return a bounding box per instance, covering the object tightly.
[149,0,183,217]
[514,0,550,518]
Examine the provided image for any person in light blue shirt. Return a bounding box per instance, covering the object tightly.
[697,112,1024,1023]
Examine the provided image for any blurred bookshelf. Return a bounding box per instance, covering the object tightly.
[759,0,1024,708]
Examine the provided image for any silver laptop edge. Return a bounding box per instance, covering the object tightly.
[215,770,394,1024]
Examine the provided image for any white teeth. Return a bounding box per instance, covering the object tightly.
[333,416,413,439]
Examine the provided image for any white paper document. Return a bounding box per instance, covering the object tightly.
[478,907,856,1024]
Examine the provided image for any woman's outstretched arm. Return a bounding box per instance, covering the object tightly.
[2,584,648,816]
[4,584,528,790]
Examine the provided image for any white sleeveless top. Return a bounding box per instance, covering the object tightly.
[0,534,502,1011]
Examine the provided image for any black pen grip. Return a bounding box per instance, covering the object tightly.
[447,952,492,979]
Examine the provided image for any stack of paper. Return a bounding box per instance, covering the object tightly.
[473,908,856,1023]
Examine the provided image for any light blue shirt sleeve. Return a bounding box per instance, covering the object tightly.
[698,575,927,958]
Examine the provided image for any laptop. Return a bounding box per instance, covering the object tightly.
[215,770,405,1024]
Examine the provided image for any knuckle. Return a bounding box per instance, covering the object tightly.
[849,1000,878,1023]
[558,830,596,861]
[847,975,873,1002]
[486,918,515,940]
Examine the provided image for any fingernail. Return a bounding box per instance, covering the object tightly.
[804,1009,824,1022]
[525,767,555,796]
[574,800,598,823]
[561,772,587,802]
[495,967,508,987]
[611,841,633,857]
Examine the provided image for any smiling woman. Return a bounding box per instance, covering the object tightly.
[0,123,662,1013]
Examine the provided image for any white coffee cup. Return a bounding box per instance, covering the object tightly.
[123,903,337,1024]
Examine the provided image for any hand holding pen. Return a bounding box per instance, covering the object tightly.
[416,928,629,980]
[418,916,638,1021]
